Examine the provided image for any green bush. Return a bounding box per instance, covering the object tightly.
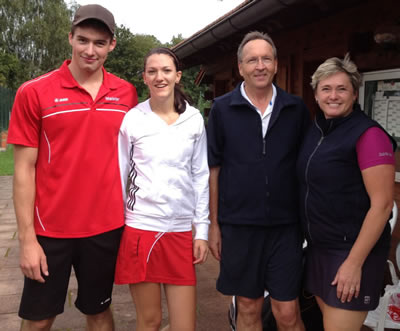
[0,145,14,175]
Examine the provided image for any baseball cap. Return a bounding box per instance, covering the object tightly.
[72,4,115,34]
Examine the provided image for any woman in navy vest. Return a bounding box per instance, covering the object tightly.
[297,54,396,331]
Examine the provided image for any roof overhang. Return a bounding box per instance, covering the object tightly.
[172,0,364,68]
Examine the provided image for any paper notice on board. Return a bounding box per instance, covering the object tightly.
[373,98,388,129]
[377,81,400,91]
[387,97,400,137]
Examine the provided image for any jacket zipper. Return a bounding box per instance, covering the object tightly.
[263,138,266,155]
[303,120,329,243]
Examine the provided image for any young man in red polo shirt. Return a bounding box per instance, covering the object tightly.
[7,4,137,330]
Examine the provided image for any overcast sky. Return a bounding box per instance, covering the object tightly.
[73,0,244,43]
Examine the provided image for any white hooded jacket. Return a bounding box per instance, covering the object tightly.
[118,99,210,240]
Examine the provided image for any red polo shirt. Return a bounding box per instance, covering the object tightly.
[8,60,138,238]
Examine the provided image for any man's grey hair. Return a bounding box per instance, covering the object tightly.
[237,31,277,62]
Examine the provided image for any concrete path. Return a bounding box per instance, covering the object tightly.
[0,176,232,330]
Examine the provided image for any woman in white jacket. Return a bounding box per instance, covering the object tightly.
[115,47,209,331]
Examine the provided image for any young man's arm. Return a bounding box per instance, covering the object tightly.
[13,145,48,283]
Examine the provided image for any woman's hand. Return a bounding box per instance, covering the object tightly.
[331,163,394,303]
[193,239,209,264]
[331,258,362,303]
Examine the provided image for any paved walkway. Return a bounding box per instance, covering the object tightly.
[0,176,231,330]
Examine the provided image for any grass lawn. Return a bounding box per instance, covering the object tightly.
[0,145,14,175]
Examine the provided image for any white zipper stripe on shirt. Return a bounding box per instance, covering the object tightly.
[96,108,127,114]
[146,232,166,263]
[35,206,46,231]
[43,130,51,164]
[42,108,90,119]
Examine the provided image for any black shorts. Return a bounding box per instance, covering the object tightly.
[217,223,303,301]
[19,227,123,321]
[305,245,389,311]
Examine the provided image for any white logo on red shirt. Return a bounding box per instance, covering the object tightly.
[54,98,69,103]
[106,97,120,101]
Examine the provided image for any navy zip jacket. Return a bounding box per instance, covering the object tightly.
[297,105,396,251]
[207,83,310,226]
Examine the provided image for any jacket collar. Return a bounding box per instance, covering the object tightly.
[59,59,118,90]
[315,103,363,135]
[229,82,301,130]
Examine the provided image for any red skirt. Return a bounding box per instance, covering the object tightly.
[115,226,196,286]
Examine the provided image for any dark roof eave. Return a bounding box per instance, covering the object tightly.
[172,0,303,60]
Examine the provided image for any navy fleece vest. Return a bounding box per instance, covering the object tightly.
[297,106,395,251]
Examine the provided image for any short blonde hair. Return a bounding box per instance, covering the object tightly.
[311,53,361,92]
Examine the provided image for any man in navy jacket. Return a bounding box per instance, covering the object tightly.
[207,31,310,331]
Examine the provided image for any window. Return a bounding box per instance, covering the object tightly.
[359,68,400,181]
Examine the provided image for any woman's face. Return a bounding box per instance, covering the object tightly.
[315,72,357,119]
[143,53,181,100]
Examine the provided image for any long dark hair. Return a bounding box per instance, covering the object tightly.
[143,47,192,114]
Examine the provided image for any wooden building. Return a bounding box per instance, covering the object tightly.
[173,0,399,111]
[173,0,400,260]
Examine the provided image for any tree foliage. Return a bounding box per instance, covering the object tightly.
[167,34,211,114]
[106,26,161,99]
[0,0,73,86]
[0,51,29,90]
[0,1,209,114]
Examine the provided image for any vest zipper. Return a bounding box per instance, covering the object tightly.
[303,120,327,244]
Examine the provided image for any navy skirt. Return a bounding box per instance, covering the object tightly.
[305,245,388,311]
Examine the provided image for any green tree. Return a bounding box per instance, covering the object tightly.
[164,33,185,48]
[106,26,161,99]
[0,0,209,112]
[167,34,211,114]
[0,51,29,89]
[0,0,73,87]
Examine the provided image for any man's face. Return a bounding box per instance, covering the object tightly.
[68,25,116,74]
[238,39,277,91]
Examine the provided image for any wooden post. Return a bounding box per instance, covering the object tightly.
[0,131,7,149]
